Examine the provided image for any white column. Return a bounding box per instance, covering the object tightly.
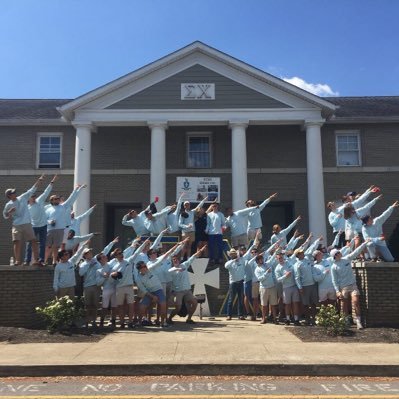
[305,121,327,239]
[229,121,248,211]
[148,122,167,210]
[73,123,92,234]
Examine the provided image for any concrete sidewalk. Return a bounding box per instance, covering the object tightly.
[1,318,398,377]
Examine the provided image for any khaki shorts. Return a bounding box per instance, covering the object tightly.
[341,284,360,299]
[116,285,135,305]
[102,288,117,308]
[319,288,337,302]
[252,281,260,299]
[12,223,35,242]
[57,286,75,299]
[84,285,101,308]
[282,285,300,304]
[182,231,195,242]
[174,289,196,308]
[260,286,278,306]
[248,229,262,241]
[231,233,248,248]
[46,229,64,246]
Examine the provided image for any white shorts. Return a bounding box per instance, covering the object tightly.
[318,288,337,302]
[102,288,117,308]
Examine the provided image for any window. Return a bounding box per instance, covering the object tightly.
[37,133,62,168]
[336,131,361,166]
[187,133,212,168]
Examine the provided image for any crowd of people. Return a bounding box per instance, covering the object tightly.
[2,176,398,330]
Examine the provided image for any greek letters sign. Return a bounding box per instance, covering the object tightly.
[181,83,215,100]
[177,177,220,202]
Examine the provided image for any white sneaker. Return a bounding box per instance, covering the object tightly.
[356,319,364,330]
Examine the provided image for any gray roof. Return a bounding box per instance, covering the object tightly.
[1,96,399,121]
[326,96,399,118]
[0,99,70,120]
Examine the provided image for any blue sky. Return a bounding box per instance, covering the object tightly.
[1,0,398,99]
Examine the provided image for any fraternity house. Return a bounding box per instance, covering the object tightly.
[1,41,399,259]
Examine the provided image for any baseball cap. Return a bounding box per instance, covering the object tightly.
[5,188,16,197]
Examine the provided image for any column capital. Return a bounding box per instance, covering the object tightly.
[72,122,94,130]
[304,120,325,129]
[147,121,168,130]
[229,120,249,130]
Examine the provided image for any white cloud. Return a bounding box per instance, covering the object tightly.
[283,76,339,97]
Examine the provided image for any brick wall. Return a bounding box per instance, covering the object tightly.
[1,262,398,328]
[354,263,399,327]
[0,266,55,328]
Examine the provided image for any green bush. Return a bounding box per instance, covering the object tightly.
[35,296,85,333]
[316,304,347,336]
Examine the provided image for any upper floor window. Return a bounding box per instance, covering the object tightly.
[37,133,62,169]
[336,131,361,166]
[187,133,212,168]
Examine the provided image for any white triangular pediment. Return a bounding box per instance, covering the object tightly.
[58,41,336,122]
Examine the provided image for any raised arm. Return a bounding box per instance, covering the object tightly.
[102,236,119,257]
[36,176,57,204]
[76,204,96,222]
[150,228,168,250]
[280,216,301,237]
[63,184,86,209]
[70,242,87,265]
[356,195,381,218]
[373,201,399,227]
[193,196,208,212]
[351,186,373,208]
[258,192,278,211]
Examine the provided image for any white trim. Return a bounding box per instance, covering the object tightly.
[1,166,399,176]
[74,108,323,126]
[36,132,63,169]
[335,130,362,167]
[186,132,212,169]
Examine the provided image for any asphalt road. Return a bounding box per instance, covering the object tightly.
[0,376,399,398]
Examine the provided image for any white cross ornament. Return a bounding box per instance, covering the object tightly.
[188,258,220,317]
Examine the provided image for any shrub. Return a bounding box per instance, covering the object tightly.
[35,296,85,333]
[316,304,347,336]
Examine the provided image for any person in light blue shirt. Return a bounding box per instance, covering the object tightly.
[225,204,257,248]
[362,201,399,261]
[110,248,136,329]
[25,175,58,264]
[53,243,87,298]
[312,250,336,305]
[246,192,278,240]
[224,248,245,320]
[205,202,226,264]
[95,238,119,328]
[79,247,102,329]
[178,196,207,259]
[271,216,301,247]
[70,204,96,236]
[45,184,86,265]
[64,230,96,252]
[167,245,207,324]
[144,206,172,235]
[135,259,171,328]
[3,175,45,265]
[122,208,150,237]
[166,193,184,234]
[274,252,301,326]
[294,247,318,326]
[330,240,370,329]
[254,253,279,324]
[344,195,381,241]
